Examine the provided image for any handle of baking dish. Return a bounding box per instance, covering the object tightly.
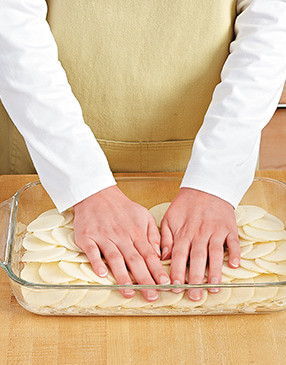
[0,197,15,268]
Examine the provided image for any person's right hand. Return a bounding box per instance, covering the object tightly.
[73,185,170,301]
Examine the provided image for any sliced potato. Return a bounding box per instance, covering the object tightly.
[243,225,286,242]
[249,274,279,303]
[261,241,286,262]
[226,278,255,305]
[52,227,83,252]
[22,235,55,251]
[51,280,88,308]
[222,262,259,279]
[39,262,75,284]
[58,261,92,282]
[27,215,65,232]
[22,247,67,263]
[236,205,266,226]
[249,213,284,231]
[242,242,276,259]
[255,259,286,275]
[172,290,208,308]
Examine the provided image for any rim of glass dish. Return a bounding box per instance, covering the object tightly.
[3,177,286,290]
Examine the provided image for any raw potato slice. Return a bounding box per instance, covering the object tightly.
[64,254,89,263]
[255,259,286,275]
[144,291,184,308]
[97,290,132,308]
[239,238,255,247]
[59,250,80,261]
[22,247,67,263]
[39,263,75,284]
[27,215,65,232]
[58,262,92,282]
[21,286,67,307]
[243,225,286,242]
[249,213,284,231]
[237,205,266,226]
[222,262,259,279]
[65,221,74,229]
[261,241,286,262]
[52,227,83,252]
[22,235,55,251]
[202,288,231,307]
[242,242,276,259]
[238,228,259,242]
[76,287,111,308]
[271,275,286,301]
[38,208,58,217]
[148,202,171,228]
[249,274,279,303]
[33,231,58,245]
[235,206,245,226]
[80,263,115,285]
[51,280,88,308]
[239,258,269,274]
[223,244,253,260]
[21,263,68,306]
[122,291,150,308]
[226,278,255,305]
[20,262,43,284]
[173,290,208,308]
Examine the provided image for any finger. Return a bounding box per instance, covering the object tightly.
[188,235,209,301]
[147,216,161,257]
[170,233,191,293]
[134,240,170,285]
[160,219,174,260]
[207,233,226,293]
[119,241,160,302]
[97,240,135,298]
[78,237,109,278]
[226,231,241,268]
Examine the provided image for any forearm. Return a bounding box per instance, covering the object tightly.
[0,0,117,212]
[180,0,286,207]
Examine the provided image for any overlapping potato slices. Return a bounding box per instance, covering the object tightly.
[20,204,286,311]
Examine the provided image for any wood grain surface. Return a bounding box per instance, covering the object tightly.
[1,172,286,365]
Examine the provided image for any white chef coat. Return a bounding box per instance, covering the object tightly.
[0,0,285,213]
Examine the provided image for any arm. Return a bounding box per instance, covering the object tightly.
[162,0,286,300]
[0,0,169,300]
[0,0,117,213]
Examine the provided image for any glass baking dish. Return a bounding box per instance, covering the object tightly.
[1,176,286,316]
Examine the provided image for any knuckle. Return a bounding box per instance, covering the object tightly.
[107,251,122,262]
[190,247,207,259]
[127,252,142,265]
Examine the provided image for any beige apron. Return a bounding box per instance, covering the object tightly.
[0,0,236,174]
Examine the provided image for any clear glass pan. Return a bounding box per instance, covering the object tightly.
[1,176,286,316]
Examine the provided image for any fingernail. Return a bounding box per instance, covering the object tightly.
[209,277,219,293]
[147,290,159,301]
[188,289,201,301]
[161,247,169,259]
[159,275,170,285]
[232,258,240,267]
[155,244,161,257]
[98,267,108,277]
[124,283,135,296]
[172,280,183,293]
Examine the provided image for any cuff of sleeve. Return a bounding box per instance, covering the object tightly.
[46,173,118,213]
[179,172,246,209]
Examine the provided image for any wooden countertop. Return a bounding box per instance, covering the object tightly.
[1,171,286,365]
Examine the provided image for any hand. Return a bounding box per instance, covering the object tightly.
[160,188,241,301]
[73,185,170,301]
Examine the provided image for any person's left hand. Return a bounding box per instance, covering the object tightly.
[159,187,241,301]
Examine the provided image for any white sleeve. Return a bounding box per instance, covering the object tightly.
[0,0,117,212]
[180,0,286,208]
